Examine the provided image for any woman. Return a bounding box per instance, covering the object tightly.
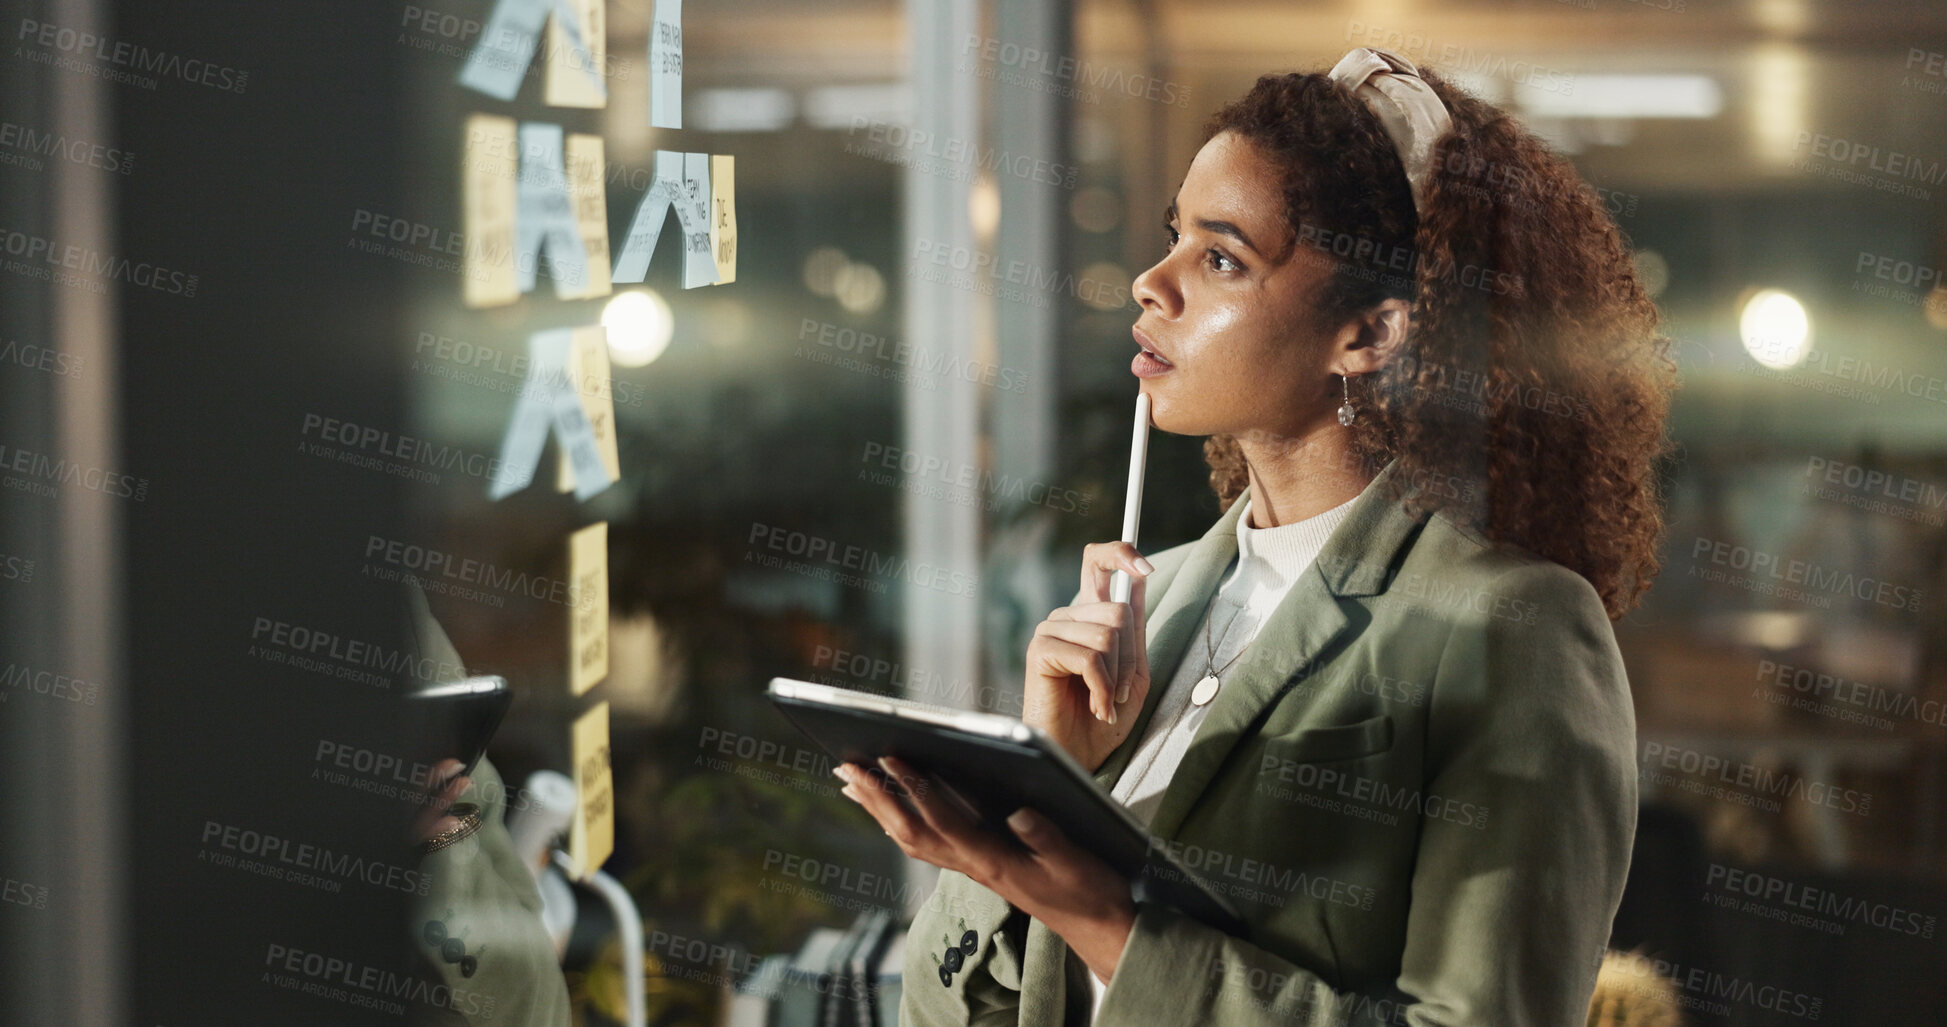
[403,586,573,1027]
[840,46,1673,1025]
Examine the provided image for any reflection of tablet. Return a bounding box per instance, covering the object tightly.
[403,675,512,780]
[766,677,1247,938]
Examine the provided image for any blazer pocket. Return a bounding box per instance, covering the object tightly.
[1261,714,1394,765]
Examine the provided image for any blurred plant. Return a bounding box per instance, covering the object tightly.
[571,935,718,1027]
[627,758,886,954]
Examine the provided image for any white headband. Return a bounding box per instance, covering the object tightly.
[1327,47,1453,217]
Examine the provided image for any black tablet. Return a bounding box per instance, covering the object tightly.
[766,677,1246,938]
[401,675,512,780]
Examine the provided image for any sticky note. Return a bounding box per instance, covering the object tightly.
[462,114,520,308]
[681,152,718,289]
[551,370,612,499]
[613,149,718,287]
[545,0,607,108]
[556,326,620,492]
[489,328,615,501]
[649,0,683,129]
[516,123,591,298]
[489,330,571,498]
[568,700,614,874]
[459,0,553,101]
[561,133,613,299]
[611,151,681,284]
[709,154,736,285]
[568,521,609,695]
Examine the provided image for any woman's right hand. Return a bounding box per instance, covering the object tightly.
[1023,542,1154,773]
[409,758,471,848]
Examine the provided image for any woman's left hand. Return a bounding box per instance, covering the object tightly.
[837,755,1136,982]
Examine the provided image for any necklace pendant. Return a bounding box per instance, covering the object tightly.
[1191,674,1221,706]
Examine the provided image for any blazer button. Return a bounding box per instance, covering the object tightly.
[441,938,466,963]
[937,966,953,988]
[459,954,478,978]
[959,930,978,955]
[942,947,964,973]
[422,920,447,946]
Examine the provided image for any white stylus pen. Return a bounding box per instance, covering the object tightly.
[1109,391,1151,605]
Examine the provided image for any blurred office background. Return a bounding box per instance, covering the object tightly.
[5,0,1947,1023]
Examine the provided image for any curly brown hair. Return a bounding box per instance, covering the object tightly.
[1198,67,1676,620]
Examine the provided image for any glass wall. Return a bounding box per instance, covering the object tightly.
[4,0,1946,1023]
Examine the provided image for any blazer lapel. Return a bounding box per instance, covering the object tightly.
[1145,459,1424,841]
[1091,494,1253,790]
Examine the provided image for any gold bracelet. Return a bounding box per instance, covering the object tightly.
[419,803,484,856]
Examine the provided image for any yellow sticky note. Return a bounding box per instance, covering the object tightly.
[545,0,607,109]
[561,134,613,300]
[462,114,520,308]
[568,521,609,696]
[710,154,736,285]
[569,701,614,874]
[556,326,621,492]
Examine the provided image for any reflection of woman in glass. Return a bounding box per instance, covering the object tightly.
[842,48,1673,1024]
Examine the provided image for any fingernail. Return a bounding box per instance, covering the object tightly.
[1134,556,1155,575]
[1116,685,1130,704]
[1007,809,1034,833]
[841,784,860,802]
[832,765,852,782]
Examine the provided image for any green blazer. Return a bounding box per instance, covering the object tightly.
[404,588,573,1027]
[901,460,1638,1025]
